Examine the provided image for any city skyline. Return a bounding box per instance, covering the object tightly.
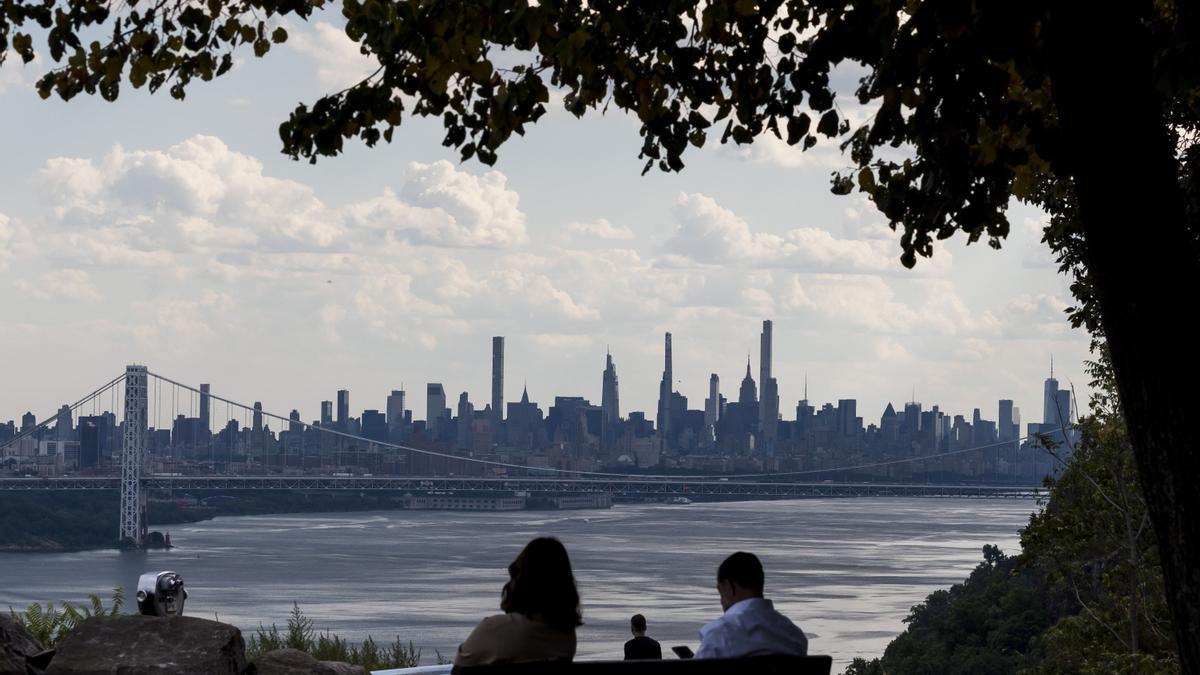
[2,319,1078,445]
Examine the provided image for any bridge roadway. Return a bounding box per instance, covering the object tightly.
[0,475,1042,499]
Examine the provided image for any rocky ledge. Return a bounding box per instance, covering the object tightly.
[1,615,365,675]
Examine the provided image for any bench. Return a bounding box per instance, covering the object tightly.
[453,655,833,674]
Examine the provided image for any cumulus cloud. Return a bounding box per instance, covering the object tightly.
[0,131,1088,419]
[1000,293,1073,337]
[565,218,636,240]
[664,192,949,275]
[36,138,531,269]
[347,161,527,248]
[287,22,377,89]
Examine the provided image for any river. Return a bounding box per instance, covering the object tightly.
[0,498,1036,668]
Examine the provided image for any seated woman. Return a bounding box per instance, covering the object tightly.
[453,537,582,669]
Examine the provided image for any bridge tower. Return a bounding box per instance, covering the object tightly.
[118,365,148,547]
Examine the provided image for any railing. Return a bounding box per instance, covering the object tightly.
[374,667,453,675]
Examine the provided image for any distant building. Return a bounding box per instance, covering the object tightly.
[657,333,673,448]
[336,390,350,431]
[199,383,211,438]
[601,349,620,424]
[362,409,388,444]
[386,390,406,438]
[456,393,474,449]
[492,337,505,429]
[759,320,779,454]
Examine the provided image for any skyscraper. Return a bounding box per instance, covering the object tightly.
[320,401,333,426]
[1055,389,1074,430]
[337,389,350,431]
[456,392,474,449]
[738,357,758,406]
[998,399,1015,441]
[432,384,451,420]
[704,373,721,429]
[55,404,72,442]
[199,383,211,437]
[252,401,263,450]
[759,320,779,453]
[491,336,505,427]
[601,349,620,423]
[1043,357,1061,429]
[657,332,673,447]
[386,389,406,436]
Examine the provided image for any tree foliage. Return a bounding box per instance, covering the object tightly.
[844,357,1179,674]
[2,1,1196,268]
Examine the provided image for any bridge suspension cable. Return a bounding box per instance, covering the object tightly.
[147,371,1057,481]
[0,373,126,454]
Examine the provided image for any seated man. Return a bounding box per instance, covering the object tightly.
[694,551,808,659]
[624,613,663,660]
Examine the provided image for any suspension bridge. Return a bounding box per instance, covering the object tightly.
[0,366,1046,548]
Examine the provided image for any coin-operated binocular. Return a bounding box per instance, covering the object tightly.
[136,571,188,616]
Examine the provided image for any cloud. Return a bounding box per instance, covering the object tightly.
[0,50,40,96]
[287,22,377,89]
[14,269,101,301]
[0,213,23,270]
[565,218,635,240]
[1019,216,1058,269]
[347,160,527,248]
[665,192,950,275]
[0,132,1089,421]
[533,333,593,350]
[1000,293,1073,337]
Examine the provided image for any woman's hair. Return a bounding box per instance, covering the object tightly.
[500,537,583,630]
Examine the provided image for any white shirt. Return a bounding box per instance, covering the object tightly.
[694,597,808,659]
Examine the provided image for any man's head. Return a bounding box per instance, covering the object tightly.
[716,551,765,611]
[630,613,647,636]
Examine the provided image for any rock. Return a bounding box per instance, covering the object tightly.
[318,661,366,675]
[46,615,245,674]
[0,615,45,675]
[248,649,365,675]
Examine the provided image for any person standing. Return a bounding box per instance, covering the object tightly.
[694,551,808,659]
[623,614,662,660]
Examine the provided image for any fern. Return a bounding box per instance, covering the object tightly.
[244,603,425,669]
[8,588,125,648]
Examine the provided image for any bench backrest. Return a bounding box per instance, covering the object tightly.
[454,655,833,675]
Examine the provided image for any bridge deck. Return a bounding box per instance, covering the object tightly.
[0,475,1042,499]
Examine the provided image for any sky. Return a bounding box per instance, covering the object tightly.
[0,18,1091,430]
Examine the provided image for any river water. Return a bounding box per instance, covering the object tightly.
[0,498,1035,668]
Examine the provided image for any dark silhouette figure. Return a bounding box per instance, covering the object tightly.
[454,537,582,668]
[695,552,807,659]
[623,613,662,660]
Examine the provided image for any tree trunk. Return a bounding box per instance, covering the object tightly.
[1048,1,1200,669]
